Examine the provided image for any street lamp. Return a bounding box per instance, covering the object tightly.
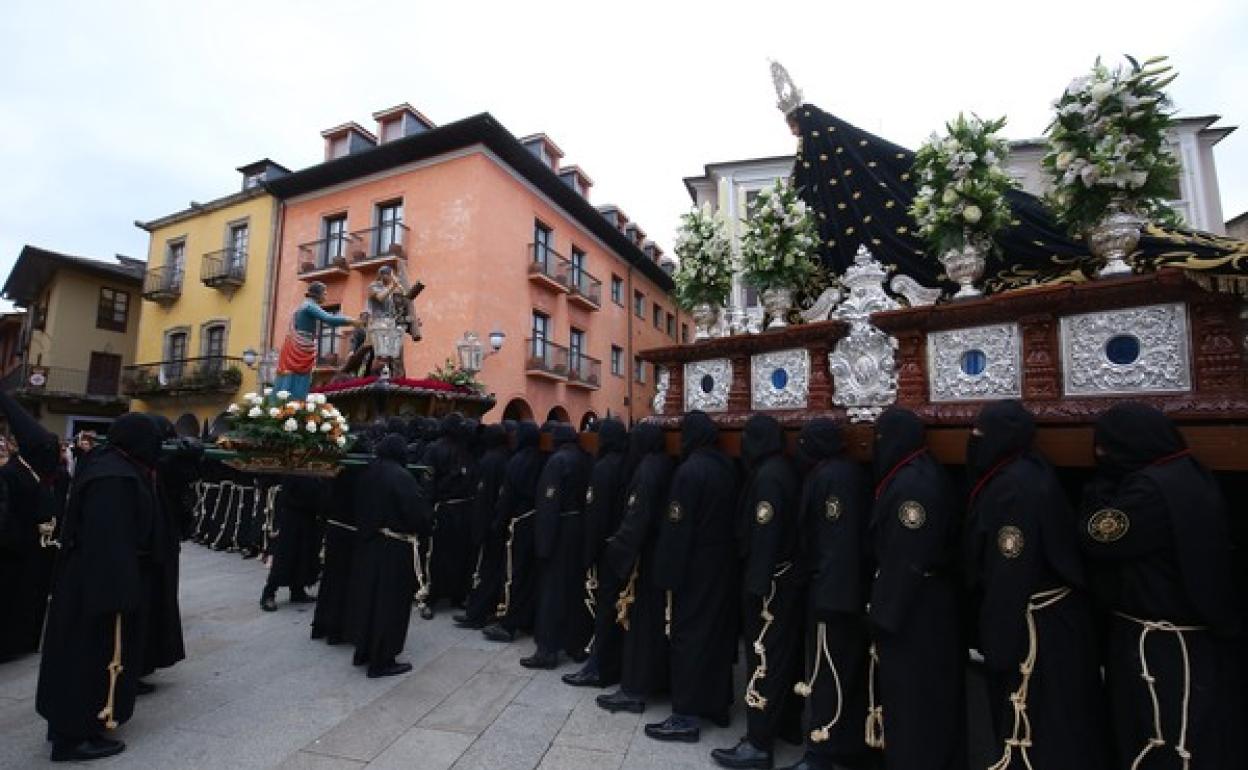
[242,347,279,386]
[457,329,505,375]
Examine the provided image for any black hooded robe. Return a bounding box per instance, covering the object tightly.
[1079,403,1245,770]
[420,414,477,609]
[964,402,1107,770]
[495,422,546,634]
[312,463,364,643]
[532,426,593,657]
[264,476,327,598]
[736,415,804,750]
[793,419,872,767]
[461,425,512,625]
[605,423,675,698]
[868,408,964,770]
[36,414,161,741]
[579,418,629,681]
[347,435,429,669]
[652,412,740,722]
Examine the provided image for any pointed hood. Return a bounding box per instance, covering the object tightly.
[742,414,784,470]
[1094,402,1186,477]
[596,417,628,458]
[680,410,718,458]
[873,407,925,481]
[967,400,1035,483]
[0,391,59,476]
[798,418,844,465]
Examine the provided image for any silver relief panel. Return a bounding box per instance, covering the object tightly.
[751,349,810,410]
[928,323,1022,402]
[1060,302,1191,396]
[684,358,732,413]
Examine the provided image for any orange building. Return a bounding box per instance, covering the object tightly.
[266,107,681,426]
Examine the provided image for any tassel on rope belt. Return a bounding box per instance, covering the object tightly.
[495,509,535,617]
[616,562,640,630]
[97,613,124,730]
[376,526,431,606]
[793,619,845,743]
[989,586,1072,770]
[1114,611,1207,770]
[744,561,793,711]
[582,562,599,655]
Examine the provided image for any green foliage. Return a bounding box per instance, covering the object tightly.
[430,358,484,392]
[739,179,821,293]
[223,391,351,453]
[672,206,734,309]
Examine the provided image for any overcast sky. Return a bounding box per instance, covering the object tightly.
[1,0,1244,306]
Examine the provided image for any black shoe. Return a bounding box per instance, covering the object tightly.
[367,661,413,678]
[454,616,486,630]
[710,738,773,769]
[135,679,155,696]
[645,715,701,743]
[260,595,277,612]
[562,668,603,688]
[481,624,514,643]
[596,690,646,713]
[519,651,558,670]
[290,591,316,604]
[50,736,125,762]
[419,605,434,620]
[710,712,732,729]
[240,547,259,560]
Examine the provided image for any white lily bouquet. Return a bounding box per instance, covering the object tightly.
[223,389,352,454]
[909,113,1015,258]
[672,205,735,309]
[739,179,820,293]
[1042,55,1180,231]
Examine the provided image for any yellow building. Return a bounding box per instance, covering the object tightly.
[129,160,287,434]
[1,246,144,437]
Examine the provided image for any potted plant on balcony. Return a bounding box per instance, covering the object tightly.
[908,113,1015,299]
[219,390,352,476]
[387,242,405,257]
[739,179,821,329]
[1042,55,1180,277]
[221,366,243,390]
[673,204,734,339]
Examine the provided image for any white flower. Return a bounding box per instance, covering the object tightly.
[227,403,241,415]
[275,390,291,401]
[1079,165,1101,187]
[1128,170,1149,188]
[283,418,298,432]
[1089,81,1114,102]
[288,401,303,412]
[320,409,332,419]
[963,205,983,224]
[305,421,317,433]
[263,387,273,397]
[941,188,958,205]
[320,422,333,433]
[335,436,347,448]
[243,392,258,402]
[248,407,263,418]
[1055,151,1075,170]
[249,395,263,407]
[268,407,281,418]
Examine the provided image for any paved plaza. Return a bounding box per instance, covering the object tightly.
[0,545,809,770]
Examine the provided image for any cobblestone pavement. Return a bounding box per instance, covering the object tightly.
[0,545,809,769]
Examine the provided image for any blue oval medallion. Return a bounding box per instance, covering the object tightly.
[1105,334,1141,366]
[700,374,715,394]
[771,368,789,390]
[960,350,987,377]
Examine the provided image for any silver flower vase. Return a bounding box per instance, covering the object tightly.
[691,302,721,340]
[761,287,793,330]
[1088,200,1144,278]
[939,235,987,299]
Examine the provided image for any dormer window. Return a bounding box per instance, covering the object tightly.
[373,104,435,144]
[321,123,378,160]
[519,134,565,171]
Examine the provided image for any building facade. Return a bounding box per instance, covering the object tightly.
[129,161,287,433]
[266,108,679,426]
[0,246,144,437]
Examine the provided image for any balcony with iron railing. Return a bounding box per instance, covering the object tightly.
[567,266,602,310]
[527,244,570,293]
[123,356,245,398]
[297,235,356,281]
[349,223,410,270]
[567,351,601,389]
[201,248,247,289]
[526,338,569,381]
[142,266,183,303]
[14,364,127,402]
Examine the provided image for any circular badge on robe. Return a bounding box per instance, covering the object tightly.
[545,485,556,500]
[825,496,842,521]
[586,486,595,505]
[667,501,683,523]
[477,480,485,493]
[628,492,638,508]
[1088,508,1129,543]
[898,501,925,529]
[997,525,1024,558]
[756,501,774,525]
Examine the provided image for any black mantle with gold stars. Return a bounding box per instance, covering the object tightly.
[791,104,1248,294]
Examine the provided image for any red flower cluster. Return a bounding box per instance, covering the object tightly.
[313,376,470,395]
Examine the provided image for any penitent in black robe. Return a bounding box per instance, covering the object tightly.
[532,427,593,657]
[0,456,58,660]
[580,418,629,681]
[347,435,429,669]
[736,415,804,750]
[313,464,363,644]
[461,425,511,625]
[605,423,674,698]
[652,411,740,722]
[964,401,1107,770]
[265,476,327,596]
[420,415,478,609]
[496,423,546,634]
[793,418,872,767]
[143,429,201,676]
[37,425,159,741]
[1079,403,1246,770]
[868,408,964,770]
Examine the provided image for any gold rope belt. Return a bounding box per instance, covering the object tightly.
[794,620,845,742]
[616,562,639,630]
[495,509,535,617]
[1115,611,1206,770]
[96,613,124,730]
[865,643,884,749]
[989,586,1072,770]
[745,561,793,711]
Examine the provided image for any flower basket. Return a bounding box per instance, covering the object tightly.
[673,206,734,312]
[219,390,352,475]
[740,179,821,305]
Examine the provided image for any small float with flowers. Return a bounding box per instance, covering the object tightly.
[213,389,353,477]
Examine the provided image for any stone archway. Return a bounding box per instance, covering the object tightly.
[503,397,534,421]
[546,405,570,424]
[579,411,598,431]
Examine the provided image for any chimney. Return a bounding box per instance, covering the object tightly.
[321,122,378,161]
[557,165,593,199]
[237,159,291,191]
[373,103,436,143]
[519,133,564,172]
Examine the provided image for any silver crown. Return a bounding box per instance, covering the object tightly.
[770,60,803,115]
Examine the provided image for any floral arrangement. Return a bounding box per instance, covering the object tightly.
[672,205,734,308]
[429,358,485,393]
[223,389,351,453]
[1042,55,1180,231]
[739,179,820,293]
[909,113,1015,256]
